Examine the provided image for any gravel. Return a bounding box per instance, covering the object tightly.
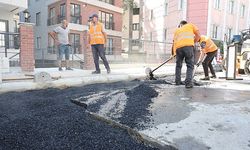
[0,87,158,150]
[0,80,176,150]
[119,83,159,129]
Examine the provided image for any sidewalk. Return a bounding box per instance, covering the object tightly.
[0,63,203,93]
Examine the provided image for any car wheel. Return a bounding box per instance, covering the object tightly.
[244,59,250,75]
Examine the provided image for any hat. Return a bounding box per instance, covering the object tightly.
[91,13,98,18]
[179,20,187,25]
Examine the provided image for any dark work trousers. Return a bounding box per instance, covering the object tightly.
[91,44,110,72]
[202,50,218,77]
[175,46,194,85]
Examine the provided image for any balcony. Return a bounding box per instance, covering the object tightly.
[47,15,66,26]
[70,15,82,24]
[0,0,27,13]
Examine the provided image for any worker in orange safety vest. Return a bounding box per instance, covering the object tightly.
[196,35,218,80]
[172,20,201,88]
[87,13,111,74]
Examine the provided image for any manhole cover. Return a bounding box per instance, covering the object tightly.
[34,71,52,83]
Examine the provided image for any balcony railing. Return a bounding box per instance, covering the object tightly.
[70,15,82,24]
[47,15,66,26]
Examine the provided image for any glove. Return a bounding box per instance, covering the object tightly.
[170,55,176,59]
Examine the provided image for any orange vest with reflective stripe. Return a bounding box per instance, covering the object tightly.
[89,22,105,45]
[173,23,199,55]
[199,36,218,53]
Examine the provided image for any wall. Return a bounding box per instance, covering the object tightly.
[187,0,209,35]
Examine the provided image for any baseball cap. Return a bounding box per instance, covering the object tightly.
[91,13,98,18]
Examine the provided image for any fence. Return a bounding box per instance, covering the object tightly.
[35,36,173,68]
[0,32,20,67]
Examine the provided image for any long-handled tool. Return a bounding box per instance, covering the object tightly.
[145,56,175,80]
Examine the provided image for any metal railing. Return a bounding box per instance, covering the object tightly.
[47,15,66,26]
[0,32,20,67]
[35,36,173,68]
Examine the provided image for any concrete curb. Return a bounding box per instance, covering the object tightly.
[0,68,204,93]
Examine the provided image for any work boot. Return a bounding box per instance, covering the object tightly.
[66,67,73,70]
[59,67,63,71]
[210,74,216,78]
[175,81,185,85]
[92,70,101,74]
[200,76,210,80]
[185,83,193,88]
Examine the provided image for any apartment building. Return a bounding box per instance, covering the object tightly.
[143,0,250,55]
[0,0,27,72]
[28,0,123,66]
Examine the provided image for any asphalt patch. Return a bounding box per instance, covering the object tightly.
[119,83,158,129]
[0,87,159,150]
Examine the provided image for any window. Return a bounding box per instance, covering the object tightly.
[214,0,220,9]
[60,3,66,19]
[70,33,81,54]
[48,35,56,54]
[48,7,55,25]
[150,10,153,20]
[163,29,167,41]
[212,25,219,39]
[106,38,113,55]
[99,11,114,30]
[240,4,245,17]
[99,0,114,5]
[179,0,184,10]
[132,23,139,31]
[227,28,233,42]
[70,3,81,24]
[36,37,41,49]
[165,2,168,15]
[133,8,140,15]
[36,12,41,26]
[228,0,234,14]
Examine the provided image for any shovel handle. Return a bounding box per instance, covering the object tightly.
[151,56,175,73]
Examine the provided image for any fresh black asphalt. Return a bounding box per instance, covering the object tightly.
[0,80,176,150]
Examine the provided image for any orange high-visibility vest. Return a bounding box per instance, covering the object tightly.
[89,22,105,45]
[199,35,218,53]
[173,23,199,55]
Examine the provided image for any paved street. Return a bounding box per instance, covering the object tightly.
[1,69,250,149]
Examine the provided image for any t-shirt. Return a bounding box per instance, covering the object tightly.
[53,26,69,45]
[199,35,218,53]
[173,23,199,55]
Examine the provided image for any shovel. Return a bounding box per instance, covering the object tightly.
[145,56,175,80]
